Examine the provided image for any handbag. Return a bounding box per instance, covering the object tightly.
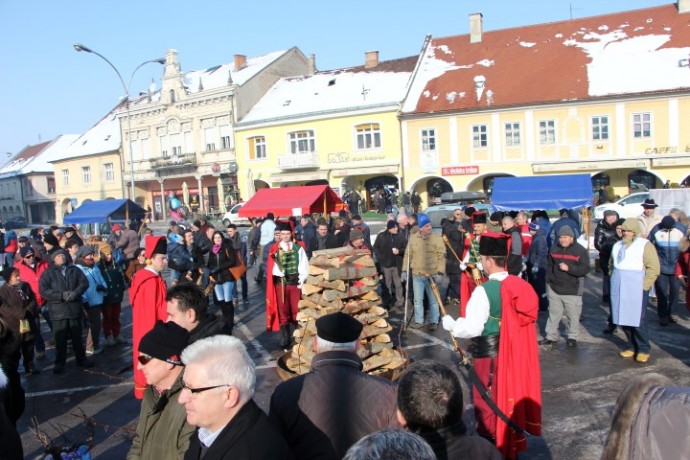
[19,318,31,334]
[228,251,247,280]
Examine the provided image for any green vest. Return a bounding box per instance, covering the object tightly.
[481,279,502,336]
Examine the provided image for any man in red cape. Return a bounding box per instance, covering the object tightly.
[129,235,168,399]
[443,231,541,459]
[266,221,308,349]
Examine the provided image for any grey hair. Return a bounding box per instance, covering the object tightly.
[315,336,358,353]
[669,208,682,217]
[502,216,515,225]
[343,429,436,460]
[181,335,256,402]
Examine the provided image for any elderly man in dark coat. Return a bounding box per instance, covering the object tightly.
[269,312,399,460]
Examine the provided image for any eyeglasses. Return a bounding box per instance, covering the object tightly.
[181,383,231,395]
[137,354,154,365]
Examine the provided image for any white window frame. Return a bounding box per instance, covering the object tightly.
[104,163,115,182]
[289,130,315,154]
[538,120,556,145]
[355,123,381,150]
[632,112,651,138]
[62,169,69,186]
[82,166,91,185]
[505,122,521,147]
[472,124,488,148]
[592,116,609,140]
[421,128,436,151]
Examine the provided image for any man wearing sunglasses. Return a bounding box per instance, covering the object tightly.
[128,320,193,460]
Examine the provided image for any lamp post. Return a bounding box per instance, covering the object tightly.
[74,43,165,202]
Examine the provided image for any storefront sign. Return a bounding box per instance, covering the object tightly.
[532,159,648,173]
[441,165,479,176]
[330,165,399,178]
[652,157,690,167]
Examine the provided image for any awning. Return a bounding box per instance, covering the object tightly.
[64,199,147,224]
[238,185,346,218]
[491,174,593,211]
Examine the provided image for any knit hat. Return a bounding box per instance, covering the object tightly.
[75,245,96,259]
[557,226,575,238]
[660,215,676,230]
[43,233,59,247]
[386,220,398,230]
[19,246,34,258]
[350,229,364,242]
[417,213,431,228]
[111,224,122,231]
[621,219,641,234]
[316,312,363,343]
[138,320,189,366]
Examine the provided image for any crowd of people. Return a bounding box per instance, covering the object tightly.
[1,196,689,459]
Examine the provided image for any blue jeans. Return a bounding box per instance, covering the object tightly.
[622,289,650,353]
[655,273,679,319]
[412,275,440,325]
[214,281,236,302]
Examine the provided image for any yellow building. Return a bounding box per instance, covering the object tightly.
[235,53,416,213]
[400,3,690,206]
[52,107,124,224]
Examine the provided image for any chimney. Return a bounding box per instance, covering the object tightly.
[469,13,483,43]
[234,54,247,70]
[680,0,690,13]
[308,53,317,75]
[365,51,379,69]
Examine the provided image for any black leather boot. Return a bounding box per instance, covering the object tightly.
[220,301,235,328]
[279,325,290,350]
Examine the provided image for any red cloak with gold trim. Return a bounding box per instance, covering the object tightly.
[129,268,168,399]
[265,240,306,332]
[496,275,542,459]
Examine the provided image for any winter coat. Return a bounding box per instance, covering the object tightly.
[127,373,195,460]
[594,215,620,273]
[549,217,581,247]
[527,227,548,271]
[546,240,590,296]
[637,213,662,238]
[38,257,89,321]
[207,242,237,284]
[185,399,293,460]
[76,263,108,308]
[403,231,446,277]
[307,233,339,256]
[373,230,406,269]
[0,282,37,336]
[269,350,399,460]
[192,231,211,256]
[188,313,233,344]
[98,259,126,304]
[418,421,502,460]
[504,225,524,276]
[441,218,464,274]
[14,258,49,306]
[168,241,193,273]
[300,221,317,251]
[114,229,140,259]
[649,225,684,274]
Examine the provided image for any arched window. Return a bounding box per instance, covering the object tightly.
[627,170,657,193]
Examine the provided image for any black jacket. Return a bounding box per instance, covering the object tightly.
[373,230,405,268]
[441,218,464,274]
[417,421,501,460]
[546,241,590,296]
[188,313,233,344]
[184,399,293,460]
[594,213,620,272]
[307,233,339,256]
[38,257,89,321]
[269,350,399,460]
[207,242,238,283]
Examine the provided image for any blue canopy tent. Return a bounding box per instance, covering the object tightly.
[64,199,146,224]
[490,174,593,211]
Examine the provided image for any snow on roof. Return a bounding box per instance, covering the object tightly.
[58,104,122,160]
[402,3,690,114]
[183,50,287,94]
[239,57,417,125]
[0,134,79,177]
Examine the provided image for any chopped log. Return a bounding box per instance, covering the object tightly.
[362,324,393,339]
[345,285,376,297]
[342,300,376,315]
[298,298,321,310]
[357,277,379,287]
[322,266,377,281]
[296,309,322,322]
[301,284,323,296]
[361,290,381,301]
[306,276,347,291]
[348,254,376,267]
[304,294,343,309]
[308,265,326,276]
[321,289,349,302]
[312,247,370,258]
[372,334,391,343]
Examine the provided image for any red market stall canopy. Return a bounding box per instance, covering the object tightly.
[491,174,594,211]
[238,185,347,218]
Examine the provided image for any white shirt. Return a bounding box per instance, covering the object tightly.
[449,271,509,339]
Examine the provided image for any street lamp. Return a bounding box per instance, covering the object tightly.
[74,43,165,202]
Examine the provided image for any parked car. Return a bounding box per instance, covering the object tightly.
[593,192,649,220]
[4,216,27,230]
[424,202,493,233]
[222,203,250,227]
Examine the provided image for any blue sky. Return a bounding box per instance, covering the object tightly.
[0,0,669,159]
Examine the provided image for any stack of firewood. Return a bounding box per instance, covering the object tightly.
[284,246,407,377]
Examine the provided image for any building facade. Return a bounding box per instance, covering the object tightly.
[400,3,690,206]
[235,52,416,211]
[118,47,310,221]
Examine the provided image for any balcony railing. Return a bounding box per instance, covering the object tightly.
[149,152,198,170]
[277,152,319,170]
